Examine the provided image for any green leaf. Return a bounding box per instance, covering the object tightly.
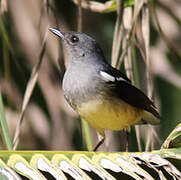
[0,150,180,179]
[0,175,8,180]
[103,0,135,13]
[161,123,181,149]
[72,0,135,13]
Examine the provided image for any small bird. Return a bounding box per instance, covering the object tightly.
[49,28,160,151]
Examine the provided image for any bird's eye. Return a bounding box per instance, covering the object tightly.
[70,35,79,43]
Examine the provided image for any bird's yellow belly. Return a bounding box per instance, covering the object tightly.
[77,98,143,133]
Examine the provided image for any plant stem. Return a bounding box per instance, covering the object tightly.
[82,119,93,151]
[0,91,13,150]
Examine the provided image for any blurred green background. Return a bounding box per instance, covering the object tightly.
[0,0,181,151]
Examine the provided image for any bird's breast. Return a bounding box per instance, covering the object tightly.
[77,97,144,132]
[62,65,101,109]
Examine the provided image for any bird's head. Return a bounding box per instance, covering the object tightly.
[49,28,105,62]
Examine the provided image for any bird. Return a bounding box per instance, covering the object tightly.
[49,28,160,151]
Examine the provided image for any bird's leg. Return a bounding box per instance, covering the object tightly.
[93,138,105,151]
[93,132,105,151]
[124,126,130,152]
[125,130,129,152]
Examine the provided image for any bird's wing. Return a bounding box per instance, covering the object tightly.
[101,65,131,83]
[99,70,160,119]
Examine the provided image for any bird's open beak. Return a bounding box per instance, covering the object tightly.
[49,28,65,39]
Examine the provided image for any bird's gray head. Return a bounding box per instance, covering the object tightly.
[49,28,105,62]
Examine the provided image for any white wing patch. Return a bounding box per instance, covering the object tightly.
[100,71,126,82]
[117,76,126,81]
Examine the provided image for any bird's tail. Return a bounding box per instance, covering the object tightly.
[141,110,160,125]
